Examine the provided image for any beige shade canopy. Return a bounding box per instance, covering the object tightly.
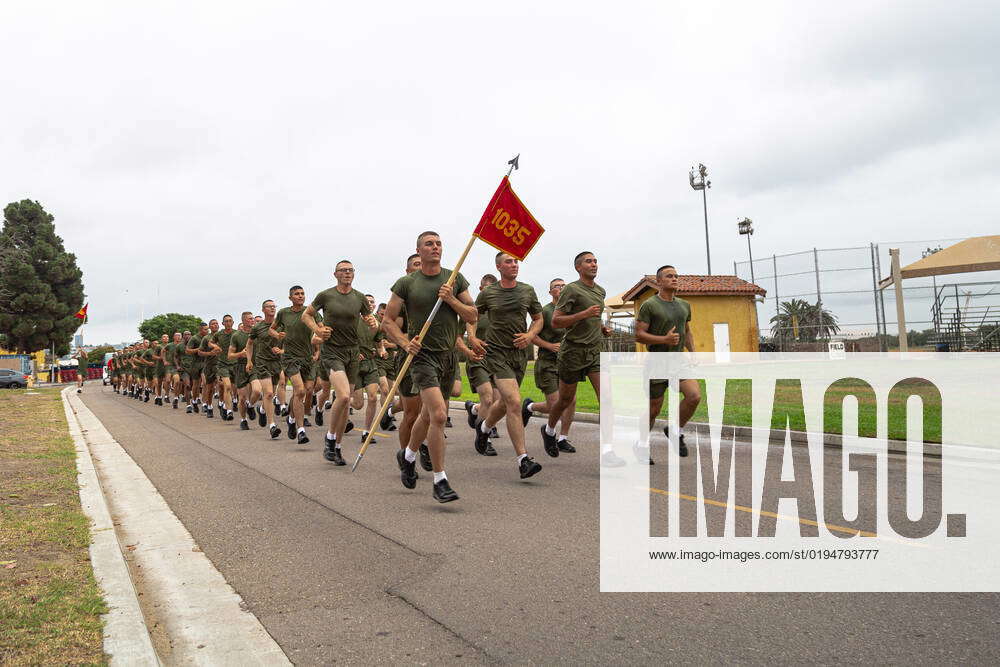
[879,236,1000,288]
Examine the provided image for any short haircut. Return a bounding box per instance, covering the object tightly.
[481,274,498,285]
[416,231,439,245]
[183,330,191,335]
[407,253,419,264]
[261,300,274,309]
[336,260,352,269]
[209,318,218,324]
[574,251,594,267]
[223,314,233,320]
[656,265,676,278]
[365,294,374,299]
[241,311,253,319]
[495,251,515,264]
[289,285,304,294]
[549,278,565,289]
[378,303,387,310]
[199,321,208,327]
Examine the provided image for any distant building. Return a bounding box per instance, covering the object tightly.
[614,274,767,354]
[73,334,83,350]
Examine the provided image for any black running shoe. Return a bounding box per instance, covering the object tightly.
[144,393,150,403]
[312,394,317,408]
[77,388,82,394]
[361,431,370,441]
[445,416,453,428]
[397,448,418,489]
[418,442,432,472]
[331,447,345,466]
[269,424,281,439]
[193,402,199,413]
[323,436,337,462]
[303,417,311,427]
[432,478,459,503]
[287,418,296,440]
[519,456,542,479]
[474,420,491,456]
[380,409,394,431]
[490,426,499,439]
[240,419,250,430]
[247,404,256,420]
[387,420,397,431]
[520,397,533,427]
[186,405,193,414]
[464,400,477,428]
[154,397,161,406]
[297,431,310,445]
[280,405,288,417]
[173,398,179,409]
[678,434,688,458]
[315,407,323,426]
[557,439,576,453]
[483,442,497,456]
[258,408,267,428]
[206,408,213,419]
[541,425,559,458]
[344,420,354,434]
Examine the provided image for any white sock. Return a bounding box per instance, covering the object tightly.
[280,404,287,411]
[335,442,342,450]
[324,401,332,410]
[545,425,556,436]
[527,402,536,412]
[557,434,567,442]
[517,453,527,463]
[601,443,614,454]
[479,420,490,434]
[404,448,416,462]
[268,422,275,428]
[298,427,306,435]
[327,431,336,440]
[433,471,447,483]
[471,404,479,415]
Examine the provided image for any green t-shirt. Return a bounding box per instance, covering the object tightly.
[200,332,219,371]
[229,329,250,364]
[555,279,606,348]
[212,329,235,365]
[390,268,470,353]
[274,307,314,359]
[77,350,88,364]
[310,287,371,348]
[187,335,203,367]
[249,321,279,363]
[637,295,691,353]
[536,302,564,360]
[475,282,542,349]
[142,348,155,367]
[160,343,174,367]
[356,317,383,360]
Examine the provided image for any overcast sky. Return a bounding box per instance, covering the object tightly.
[2,1,997,344]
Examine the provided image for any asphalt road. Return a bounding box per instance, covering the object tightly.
[81,387,1000,664]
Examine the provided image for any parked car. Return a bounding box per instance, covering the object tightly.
[0,368,29,389]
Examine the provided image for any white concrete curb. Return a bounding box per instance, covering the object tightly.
[63,387,159,666]
[64,388,291,666]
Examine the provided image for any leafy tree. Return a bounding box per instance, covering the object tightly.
[769,299,840,342]
[85,345,115,364]
[138,313,203,342]
[0,200,84,353]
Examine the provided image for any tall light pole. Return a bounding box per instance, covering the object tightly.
[689,163,712,274]
[738,217,755,284]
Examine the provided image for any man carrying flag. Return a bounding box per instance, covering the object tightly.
[383,232,478,502]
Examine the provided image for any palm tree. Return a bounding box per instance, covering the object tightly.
[770,299,840,342]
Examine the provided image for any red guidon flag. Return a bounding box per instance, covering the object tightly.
[473,177,545,260]
[74,303,88,320]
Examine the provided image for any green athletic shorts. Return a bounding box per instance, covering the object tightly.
[216,362,233,380]
[557,345,601,385]
[465,360,490,391]
[320,345,359,387]
[251,359,281,385]
[233,362,249,389]
[283,355,316,382]
[409,349,458,398]
[394,350,415,397]
[358,358,380,387]
[485,346,528,386]
[533,354,558,395]
[649,379,669,400]
[202,366,217,383]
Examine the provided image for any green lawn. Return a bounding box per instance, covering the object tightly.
[458,365,941,443]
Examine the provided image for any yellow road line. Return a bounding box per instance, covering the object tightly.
[649,486,881,539]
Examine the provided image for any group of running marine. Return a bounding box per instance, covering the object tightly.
[106,231,702,503]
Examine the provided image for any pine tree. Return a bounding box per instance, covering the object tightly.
[0,200,84,354]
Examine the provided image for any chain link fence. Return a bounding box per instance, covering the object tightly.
[733,238,1000,352]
